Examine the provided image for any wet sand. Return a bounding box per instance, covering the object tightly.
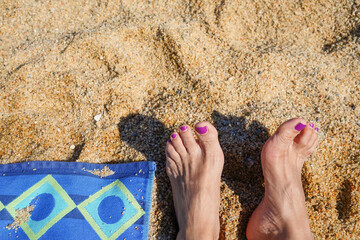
[1,0,359,239]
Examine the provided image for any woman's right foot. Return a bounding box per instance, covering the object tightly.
[247,118,319,240]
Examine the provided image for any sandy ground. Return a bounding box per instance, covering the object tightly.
[1,0,359,239]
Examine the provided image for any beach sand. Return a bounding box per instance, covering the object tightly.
[1,0,359,238]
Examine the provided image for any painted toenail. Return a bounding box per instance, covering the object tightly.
[309,123,314,128]
[315,127,319,132]
[180,126,188,132]
[295,123,306,131]
[195,126,207,134]
[168,139,172,143]
[171,133,177,139]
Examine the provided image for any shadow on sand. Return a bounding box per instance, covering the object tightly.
[117,111,270,239]
[117,114,178,239]
[211,111,269,239]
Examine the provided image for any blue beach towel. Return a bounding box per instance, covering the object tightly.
[0,161,156,240]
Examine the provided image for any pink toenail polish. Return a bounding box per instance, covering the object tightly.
[180,126,188,131]
[171,133,177,139]
[315,127,319,132]
[295,123,306,131]
[309,123,314,128]
[195,126,207,134]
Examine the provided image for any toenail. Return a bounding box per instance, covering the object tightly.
[315,127,319,132]
[180,126,188,132]
[295,123,306,131]
[309,123,314,128]
[195,126,207,134]
[171,133,177,139]
[168,139,172,143]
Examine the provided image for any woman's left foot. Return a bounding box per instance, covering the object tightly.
[165,121,224,240]
[246,118,318,240]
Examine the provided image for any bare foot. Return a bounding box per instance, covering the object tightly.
[246,118,319,240]
[165,122,224,240]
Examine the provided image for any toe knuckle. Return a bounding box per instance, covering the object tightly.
[276,132,292,144]
[189,147,202,157]
[182,153,191,161]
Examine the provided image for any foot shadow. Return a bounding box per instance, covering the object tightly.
[323,24,360,53]
[117,112,269,239]
[211,111,269,239]
[336,179,354,221]
[117,114,178,239]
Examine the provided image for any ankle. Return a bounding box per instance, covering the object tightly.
[177,227,219,240]
[272,216,312,240]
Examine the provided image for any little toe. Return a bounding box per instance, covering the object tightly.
[165,156,178,177]
[178,125,198,152]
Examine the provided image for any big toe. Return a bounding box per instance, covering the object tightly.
[274,118,308,146]
[194,121,223,162]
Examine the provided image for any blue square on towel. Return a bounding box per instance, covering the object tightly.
[0,161,156,240]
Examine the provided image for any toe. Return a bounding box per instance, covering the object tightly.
[165,157,177,177]
[165,140,181,162]
[294,125,314,148]
[308,138,319,154]
[178,125,198,152]
[194,121,219,142]
[194,121,223,159]
[274,118,307,144]
[165,141,182,175]
[309,128,318,147]
[307,129,319,154]
[169,132,188,157]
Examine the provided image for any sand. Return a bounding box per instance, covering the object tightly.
[0,0,359,239]
[6,205,35,233]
